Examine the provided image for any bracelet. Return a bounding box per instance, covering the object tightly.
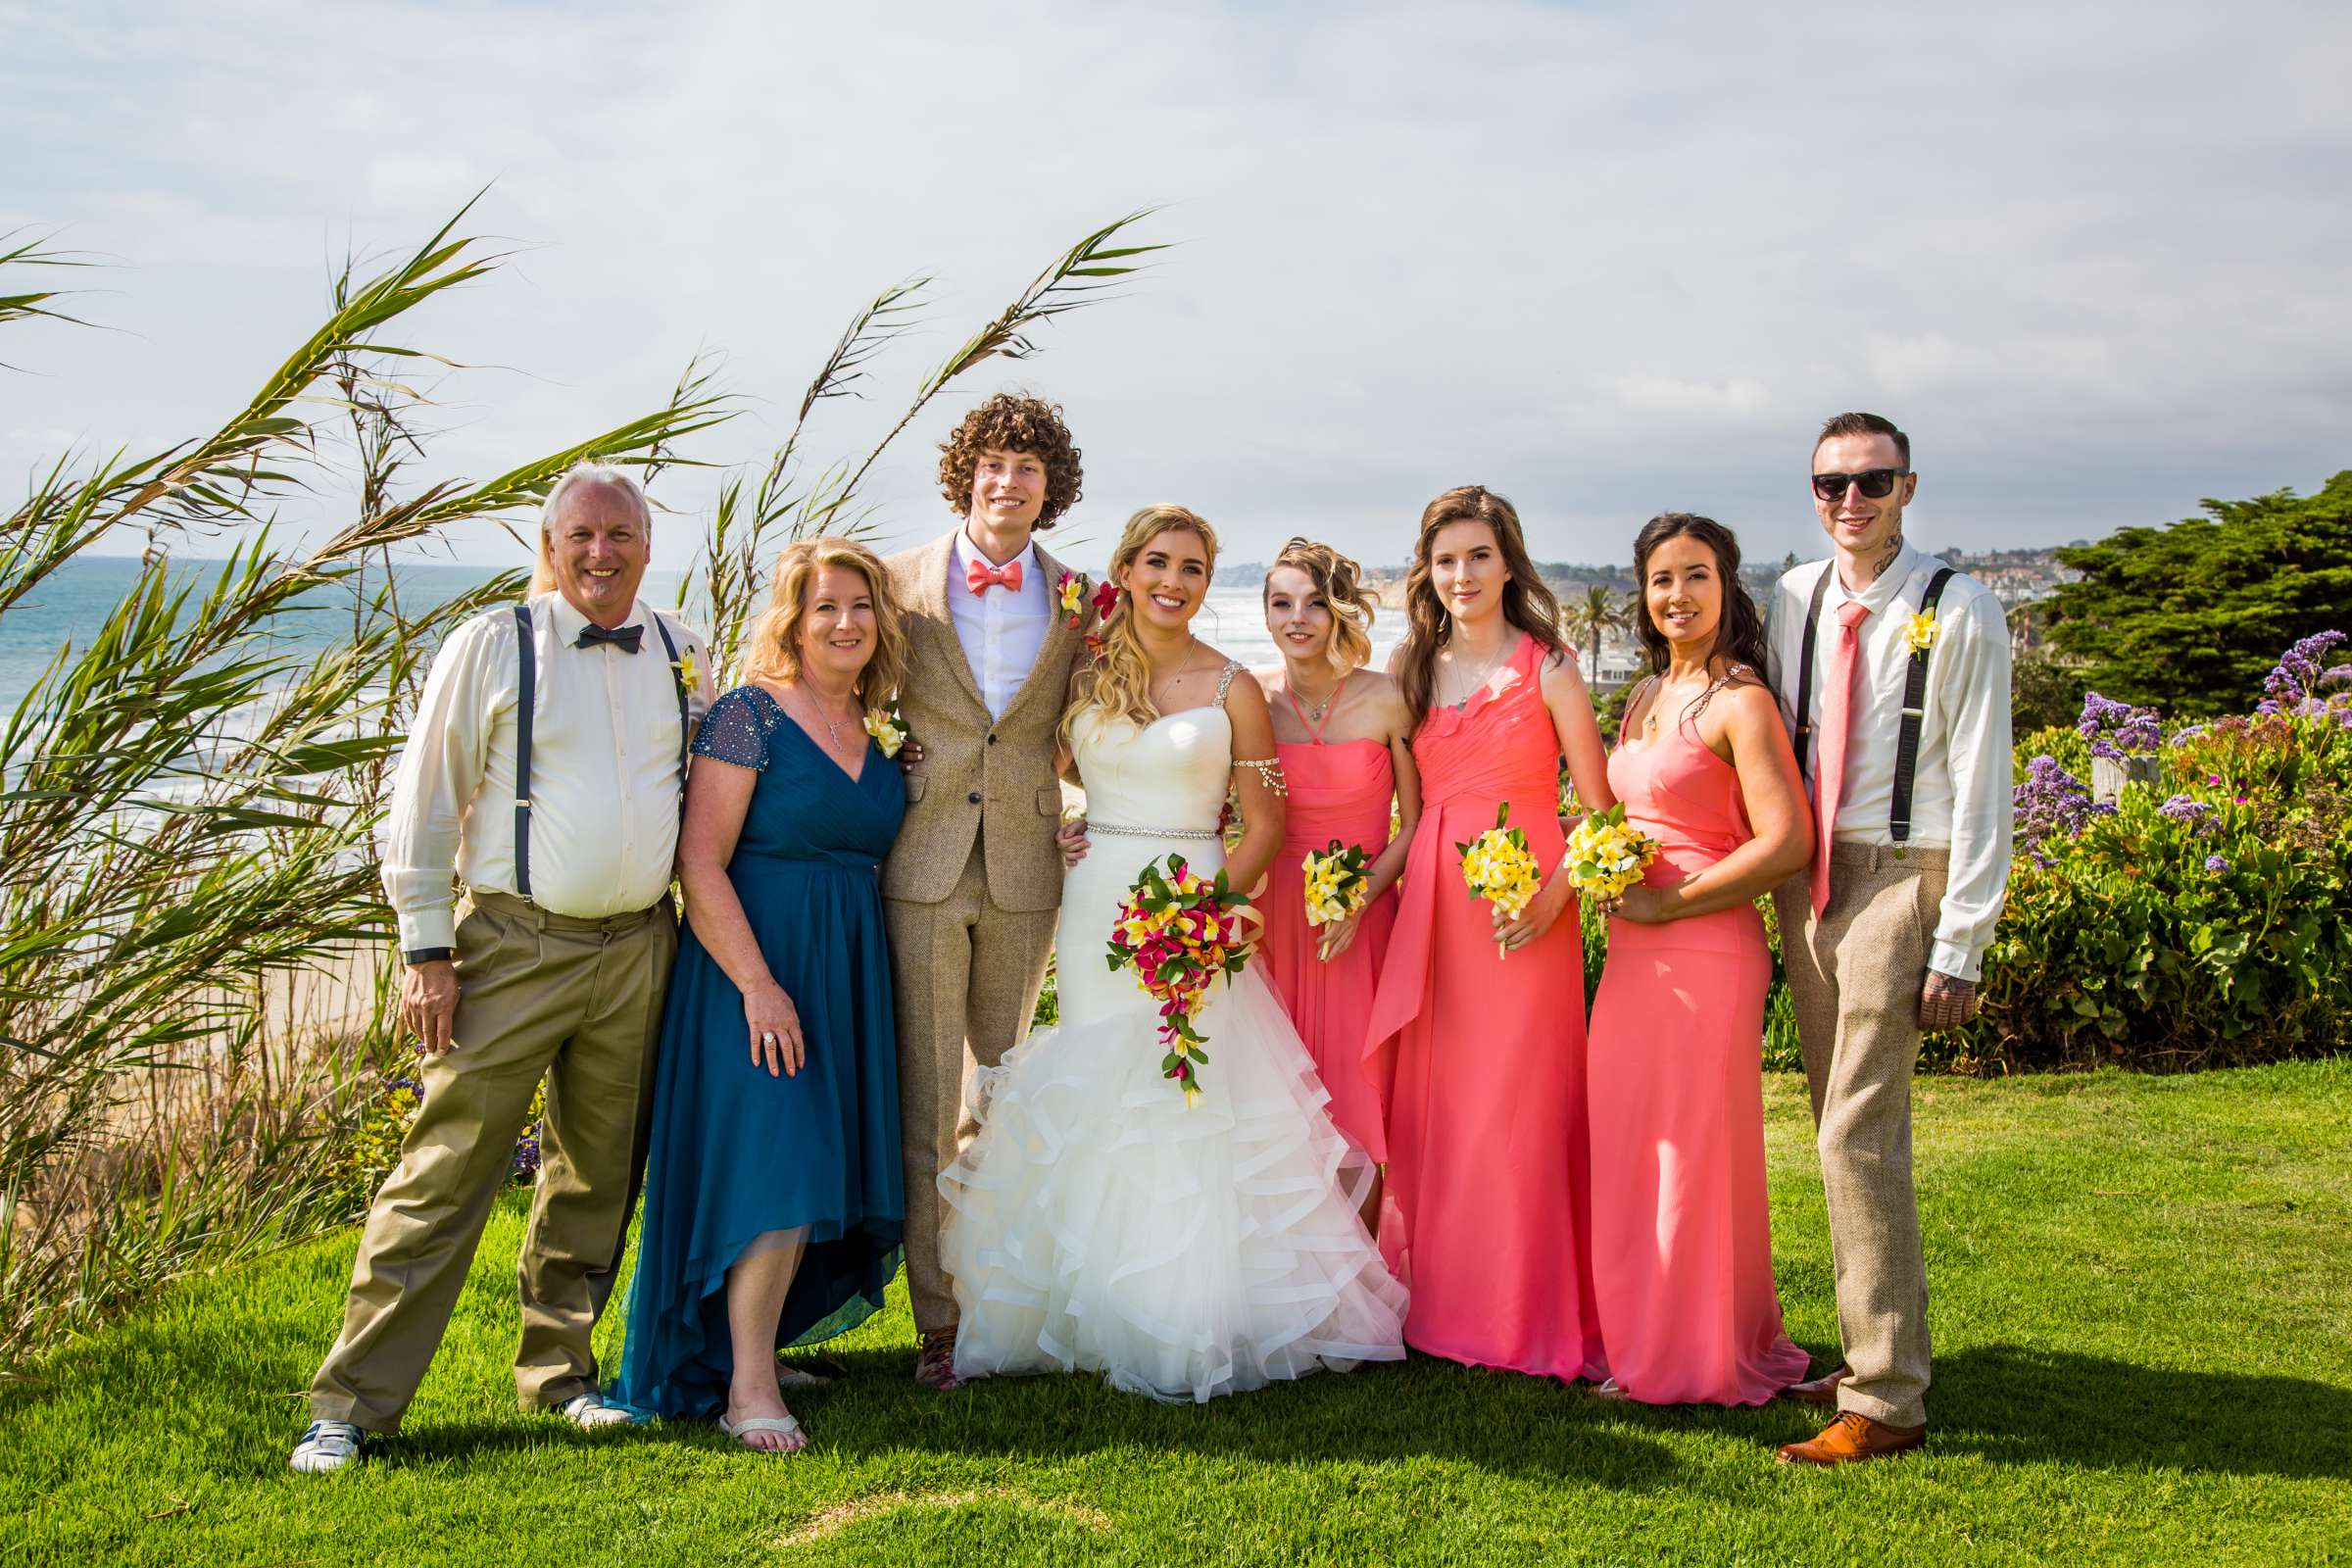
[1233,756,1288,796]
[404,946,455,965]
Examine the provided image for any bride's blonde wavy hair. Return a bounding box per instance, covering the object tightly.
[1061,504,1220,746]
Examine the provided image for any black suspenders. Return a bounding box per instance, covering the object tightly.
[1792,564,1957,845]
[1790,567,1835,780]
[512,605,536,898]
[1889,568,1956,845]
[510,604,692,901]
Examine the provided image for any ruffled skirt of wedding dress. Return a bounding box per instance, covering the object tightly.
[938,962,1409,1403]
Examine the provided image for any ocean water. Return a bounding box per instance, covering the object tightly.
[0,559,1403,715]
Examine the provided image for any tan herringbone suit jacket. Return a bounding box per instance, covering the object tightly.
[880,532,1088,909]
[880,529,1096,1334]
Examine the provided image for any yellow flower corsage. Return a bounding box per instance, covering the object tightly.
[1903,608,1938,654]
[863,708,907,759]
[670,647,699,700]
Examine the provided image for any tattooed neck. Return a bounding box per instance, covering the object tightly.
[1842,528,1904,590]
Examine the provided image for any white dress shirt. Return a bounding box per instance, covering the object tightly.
[949,528,1053,718]
[379,592,715,952]
[1766,545,2014,982]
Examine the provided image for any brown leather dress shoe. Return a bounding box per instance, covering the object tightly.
[914,1330,963,1392]
[1777,1410,1927,1466]
[1782,1364,1852,1406]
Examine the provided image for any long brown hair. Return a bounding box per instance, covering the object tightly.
[1262,535,1378,674]
[739,536,907,708]
[1393,485,1564,715]
[1630,512,1770,727]
[1062,505,1220,744]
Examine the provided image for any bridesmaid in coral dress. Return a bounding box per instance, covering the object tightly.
[1588,513,1818,1405]
[1252,540,1421,1211]
[1367,486,1615,1380]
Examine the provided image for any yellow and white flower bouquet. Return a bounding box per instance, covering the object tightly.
[1456,804,1543,959]
[1563,803,1661,911]
[1300,840,1372,960]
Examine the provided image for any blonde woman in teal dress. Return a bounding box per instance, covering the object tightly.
[614,538,907,1453]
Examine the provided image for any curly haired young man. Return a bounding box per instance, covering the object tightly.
[879,392,1100,1390]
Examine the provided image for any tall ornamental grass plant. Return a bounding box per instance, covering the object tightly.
[0,203,1159,1377]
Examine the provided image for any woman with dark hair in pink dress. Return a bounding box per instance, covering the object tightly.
[1586,512,1818,1405]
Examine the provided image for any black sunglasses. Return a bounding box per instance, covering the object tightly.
[1811,467,1910,502]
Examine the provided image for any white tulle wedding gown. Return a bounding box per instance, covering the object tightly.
[939,671,1408,1402]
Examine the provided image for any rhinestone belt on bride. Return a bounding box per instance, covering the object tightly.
[1087,821,1220,842]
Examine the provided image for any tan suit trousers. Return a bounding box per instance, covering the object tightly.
[310,889,675,1431]
[1773,844,1947,1430]
[884,840,1057,1336]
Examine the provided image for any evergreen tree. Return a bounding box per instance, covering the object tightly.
[2046,471,2352,711]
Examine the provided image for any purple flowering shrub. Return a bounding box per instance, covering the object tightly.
[1966,638,2352,1072]
[2078,693,2162,760]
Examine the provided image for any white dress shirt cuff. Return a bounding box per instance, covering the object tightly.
[396,903,459,953]
[1928,938,1982,985]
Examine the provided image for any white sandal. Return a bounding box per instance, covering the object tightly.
[718,1413,807,1452]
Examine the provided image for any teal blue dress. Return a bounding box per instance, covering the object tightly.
[613,685,906,1419]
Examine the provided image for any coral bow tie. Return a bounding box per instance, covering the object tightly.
[964,558,1024,597]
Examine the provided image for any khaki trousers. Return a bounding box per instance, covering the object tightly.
[310,890,675,1431]
[883,841,1057,1336]
[1773,844,1947,1430]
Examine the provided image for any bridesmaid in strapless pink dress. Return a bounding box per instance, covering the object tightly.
[1587,701,1811,1404]
[1258,682,1402,1160]
[1368,632,1606,1380]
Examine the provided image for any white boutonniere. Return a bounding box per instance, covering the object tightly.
[1903,608,1938,655]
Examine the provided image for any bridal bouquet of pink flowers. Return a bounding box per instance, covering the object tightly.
[1104,854,1254,1108]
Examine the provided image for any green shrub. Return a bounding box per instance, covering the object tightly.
[1952,642,2352,1072]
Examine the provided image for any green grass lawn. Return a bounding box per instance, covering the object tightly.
[4,1061,2349,1566]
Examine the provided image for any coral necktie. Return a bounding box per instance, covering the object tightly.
[1810,597,1873,916]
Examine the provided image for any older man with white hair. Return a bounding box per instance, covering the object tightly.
[293,465,713,1473]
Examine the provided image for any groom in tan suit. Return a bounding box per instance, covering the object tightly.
[882,392,1099,1390]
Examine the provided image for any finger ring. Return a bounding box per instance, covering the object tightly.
[761,1032,777,1046]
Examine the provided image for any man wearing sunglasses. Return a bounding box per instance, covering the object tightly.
[1765,411,2014,1467]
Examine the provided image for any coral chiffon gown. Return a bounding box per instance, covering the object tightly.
[1367,633,1603,1380]
[1256,687,1398,1160]
[1585,701,1811,1404]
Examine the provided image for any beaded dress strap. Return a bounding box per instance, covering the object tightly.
[1212,660,1242,709]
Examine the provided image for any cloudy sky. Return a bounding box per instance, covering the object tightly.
[4,0,2348,577]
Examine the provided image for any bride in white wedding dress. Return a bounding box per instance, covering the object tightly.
[939,506,1406,1403]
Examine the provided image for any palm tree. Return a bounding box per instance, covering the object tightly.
[1563,581,1630,684]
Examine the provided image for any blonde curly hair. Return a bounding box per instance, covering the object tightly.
[1263,535,1378,674]
[1062,505,1220,746]
[739,536,907,708]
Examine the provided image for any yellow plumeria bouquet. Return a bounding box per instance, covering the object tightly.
[1301,840,1371,928]
[1563,802,1661,911]
[862,701,908,759]
[1104,854,1255,1108]
[1455,803,1543,960]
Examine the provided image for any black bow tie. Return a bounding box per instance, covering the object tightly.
[576,622,644,654]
